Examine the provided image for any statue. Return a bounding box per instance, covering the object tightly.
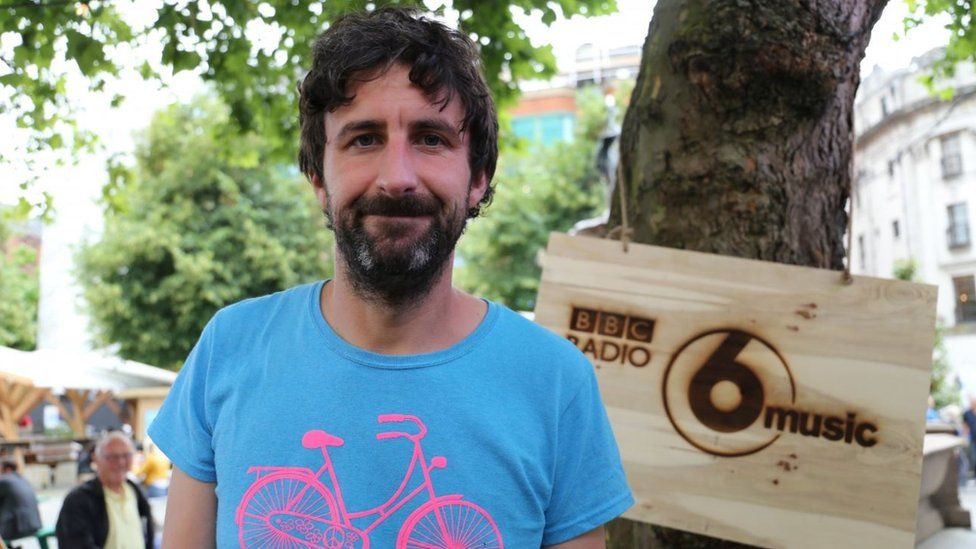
[572,92,620,237]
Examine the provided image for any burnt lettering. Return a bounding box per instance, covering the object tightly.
[570,307,598,333]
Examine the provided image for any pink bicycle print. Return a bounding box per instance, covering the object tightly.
[235,414,503,548]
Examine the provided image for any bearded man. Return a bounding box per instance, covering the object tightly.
[150,7,632,548]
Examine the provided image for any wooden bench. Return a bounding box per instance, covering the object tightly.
[916,430,972,544]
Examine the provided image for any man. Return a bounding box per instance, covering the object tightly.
[963,396,976,478]
[150,7,633,548]
[55,432,154,548]
[0,460,41,542]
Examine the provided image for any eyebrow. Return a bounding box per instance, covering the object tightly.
[333,118,462,142]
[409,118,461,138]
[334,120,385,142]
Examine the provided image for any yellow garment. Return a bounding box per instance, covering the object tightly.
[135,451,170,486]
[103,482,144,549]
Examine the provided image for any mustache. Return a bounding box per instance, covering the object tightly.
[354,194,441,218]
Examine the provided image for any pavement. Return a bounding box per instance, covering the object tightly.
[6,479,976,548]
[917,480,976,549]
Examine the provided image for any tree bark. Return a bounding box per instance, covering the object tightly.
[614,0,887,269]
[608,0,887,546]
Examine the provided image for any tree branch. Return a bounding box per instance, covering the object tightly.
[0,0,84,10]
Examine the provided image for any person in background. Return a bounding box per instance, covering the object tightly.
[55,431,154,549]
[0,460,41,543]
[926,395,941,423]
[962,396,976,479]
[76,441,96,483]
[134,440,171,498]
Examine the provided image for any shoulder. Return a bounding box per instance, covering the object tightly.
[62,479,100,507]
[194,281,322,355]
[482,302,595,388]
[489,304,581,357]
[210,281,321,331]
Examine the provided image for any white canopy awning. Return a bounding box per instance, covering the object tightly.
[0,346,176,393]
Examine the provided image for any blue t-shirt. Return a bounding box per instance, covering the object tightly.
[149,281,633,547]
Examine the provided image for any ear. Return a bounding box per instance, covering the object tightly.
[309,172,328,209]
[467,170,489,210]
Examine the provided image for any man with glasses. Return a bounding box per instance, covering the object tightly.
[55,432,155,549]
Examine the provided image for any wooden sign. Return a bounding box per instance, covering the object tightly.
[534,233,938,549]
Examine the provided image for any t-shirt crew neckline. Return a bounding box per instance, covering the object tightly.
[307,280,499,370]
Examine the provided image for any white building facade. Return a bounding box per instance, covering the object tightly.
[853,50,976,395]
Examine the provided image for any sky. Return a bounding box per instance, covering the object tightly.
[0,0,952,209]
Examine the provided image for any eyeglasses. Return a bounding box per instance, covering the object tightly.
[102,452,133,461]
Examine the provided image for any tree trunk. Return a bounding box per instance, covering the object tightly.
[608,0,887,546]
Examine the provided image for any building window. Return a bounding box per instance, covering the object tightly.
[941,134,962,179]
[947,203,971,249]
[887,160,896,178]
[953,275,976,324]
[880,96,889,117]
[511,112,575,146]
[892,220,900,239]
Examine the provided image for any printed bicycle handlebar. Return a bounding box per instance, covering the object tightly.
[376,414,427,441]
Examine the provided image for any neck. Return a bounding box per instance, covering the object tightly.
[102,479,124,493]
[323,257,486,355]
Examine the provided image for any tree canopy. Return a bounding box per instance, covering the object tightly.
[0,218,39,350]
[905,0,976,88]
[75,96,331,368]
[1,0,616,209]
[456,86,626,311]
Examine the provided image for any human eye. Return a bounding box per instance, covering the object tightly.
[419,134,447,148]
[349,134,378,148]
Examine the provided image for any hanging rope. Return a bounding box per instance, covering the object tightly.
[606,163,633,253]
[842,177,855,285]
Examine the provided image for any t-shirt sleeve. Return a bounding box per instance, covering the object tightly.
[542,362,635,546]
[147,316,218,483]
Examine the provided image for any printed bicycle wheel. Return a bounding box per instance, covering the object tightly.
[237,472,340,548]
[397,498,503,549]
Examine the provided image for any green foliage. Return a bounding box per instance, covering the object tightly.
[44,421,75,440]
[2,0,616,208]
[893,259,959,407]
[930,326,957,407]
[455,86,620,311]
[75,96,332,369]
[892,258,917,281]
[0,218,39,350]
[904,0,976,93]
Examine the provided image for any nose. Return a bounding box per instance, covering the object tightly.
[376,138,419,196]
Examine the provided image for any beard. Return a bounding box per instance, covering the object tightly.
[325,191,469,308]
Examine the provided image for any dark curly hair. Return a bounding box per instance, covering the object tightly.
[298,6,498,218]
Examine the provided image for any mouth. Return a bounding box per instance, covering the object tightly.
[364,213,432,225]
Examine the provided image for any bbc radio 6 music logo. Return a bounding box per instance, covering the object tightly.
[662,329,880,457]
[565,307,655,368]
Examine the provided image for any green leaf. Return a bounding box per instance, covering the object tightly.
[76,97,333,368]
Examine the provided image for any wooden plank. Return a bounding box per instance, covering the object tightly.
[65,390,90,436]
[11,387,49,424]
[105,398,122,417]
[82,390,114,421]
[534,233,937,549]
[0,399,15,441]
